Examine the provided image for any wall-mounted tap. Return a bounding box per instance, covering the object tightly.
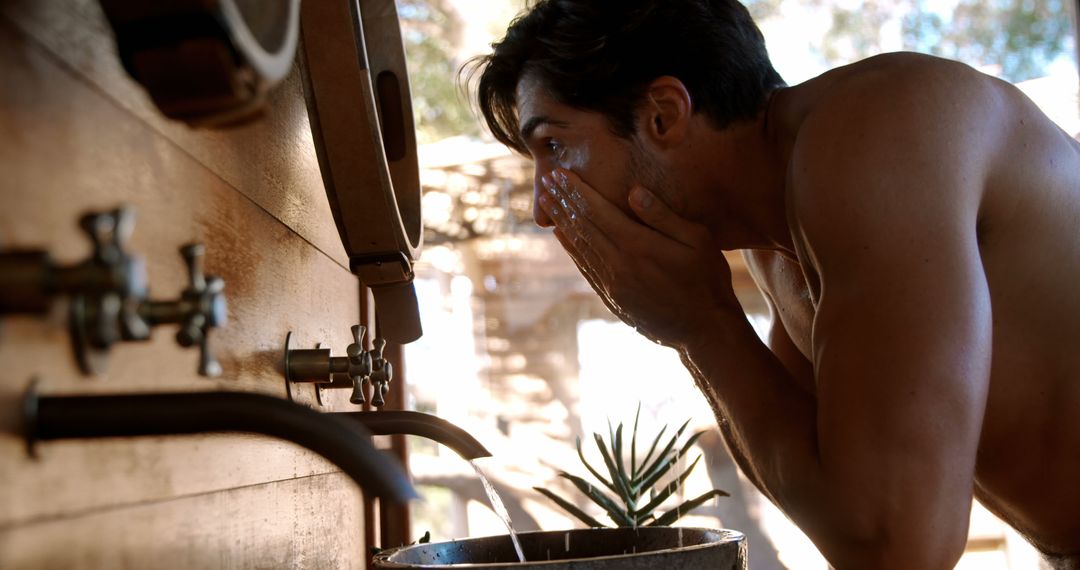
[339,410,490,461]
[1,207,147,374]
[284,325,393,407]
[131,244,228,377]
[18,381,416,503]
[71,241,228,378]
[0,207,147,317]
[0,207,227,377]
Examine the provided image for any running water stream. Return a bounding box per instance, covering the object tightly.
[469,460,527,563]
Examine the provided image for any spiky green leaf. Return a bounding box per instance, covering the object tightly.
[634,419,692,494]
[679,430,708,456]
[576,437,617,495]
[630,403,641,477]
[559,472,635,526]
[634,455,704,517]
[636,424,667,478]
[533,487,605,528]
[612,423,635,503]
[647,489,730,527]
[637,429,706,494]
[594,433,634,509]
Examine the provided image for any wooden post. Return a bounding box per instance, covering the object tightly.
[361,286,413,561]
[377,335,412,549]
[361,286,377,570]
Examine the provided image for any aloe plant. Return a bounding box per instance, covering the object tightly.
[534,405,729,528]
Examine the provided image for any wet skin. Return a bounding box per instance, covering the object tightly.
[515,53,1080,568]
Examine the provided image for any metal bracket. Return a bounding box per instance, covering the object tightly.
[350,251,415,287]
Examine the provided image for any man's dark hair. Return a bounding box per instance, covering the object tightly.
[469,0,785,154]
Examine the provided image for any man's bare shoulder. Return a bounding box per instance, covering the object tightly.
[783,53,1010,238]
[791,52,1007,169]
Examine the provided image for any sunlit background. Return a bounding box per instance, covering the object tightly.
[395,1,1079,568]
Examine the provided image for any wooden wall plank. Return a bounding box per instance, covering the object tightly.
[0,0,349,268]
[0,10,372,527]
[0,472,365,569]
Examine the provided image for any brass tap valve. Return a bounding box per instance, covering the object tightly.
[0,206,227,377]
[66,207,150,369]
[136,244,228,377]
[54,207,149,375]
[346,325,373,405]
[284,325,392,408]
[368,337,393,407]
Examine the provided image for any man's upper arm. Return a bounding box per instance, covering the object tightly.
[790,79,996,561]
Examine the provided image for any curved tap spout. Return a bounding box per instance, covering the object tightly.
[338,411,491,460]
[23,389,417,503]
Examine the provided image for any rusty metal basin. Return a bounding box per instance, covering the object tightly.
[372,527,746,569]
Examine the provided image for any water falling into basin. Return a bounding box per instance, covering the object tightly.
[469,460,526,563]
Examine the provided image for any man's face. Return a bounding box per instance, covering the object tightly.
[515,73,662,227]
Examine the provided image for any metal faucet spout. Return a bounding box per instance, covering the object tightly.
[23,389,417,503]
[338,411,491,460]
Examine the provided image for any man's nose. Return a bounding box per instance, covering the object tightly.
[533,171,555,228]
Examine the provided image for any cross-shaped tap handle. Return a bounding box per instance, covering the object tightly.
[347,325,373,404]
[368,337,392,407]
[180,243,207,291]
[347,324,366,360]
[79,211,113,263]
[111,207,135,251]
[370,360,393,407]
[78,207,135,265]
[174,244,227,377]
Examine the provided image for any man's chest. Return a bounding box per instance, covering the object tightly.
[742,249,817,359]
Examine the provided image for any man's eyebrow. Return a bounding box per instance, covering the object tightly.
[519,116,568,142]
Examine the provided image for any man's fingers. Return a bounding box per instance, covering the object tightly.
[628,186,711,248]
[540,175,622,264]
[551,168,648,245]
[539,190,617,279]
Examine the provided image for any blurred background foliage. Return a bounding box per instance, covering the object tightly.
[400,0,1073,145]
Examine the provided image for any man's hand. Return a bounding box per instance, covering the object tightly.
[536,167,742,350]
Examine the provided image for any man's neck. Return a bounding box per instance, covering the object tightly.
[691,89,798,254]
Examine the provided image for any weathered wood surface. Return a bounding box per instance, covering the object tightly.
[0,472,365,569]
[0,0,375,561]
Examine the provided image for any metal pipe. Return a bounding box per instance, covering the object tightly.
[23,388,418,503]
[337,410,491,460]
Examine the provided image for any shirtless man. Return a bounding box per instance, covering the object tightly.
[470,0,1080,567]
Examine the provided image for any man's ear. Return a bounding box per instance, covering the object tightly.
[638,76,692,148]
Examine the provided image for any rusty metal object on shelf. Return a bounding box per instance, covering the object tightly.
[97,0,301,127]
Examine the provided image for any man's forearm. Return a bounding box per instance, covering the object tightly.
[677,314,831,541]
[680,349,778,505]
